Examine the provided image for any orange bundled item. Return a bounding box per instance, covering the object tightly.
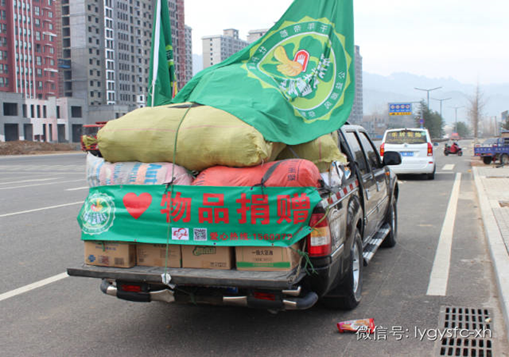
[193,159,321,188]
[337,319,375,334]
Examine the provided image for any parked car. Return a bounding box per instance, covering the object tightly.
[380,128,436,180]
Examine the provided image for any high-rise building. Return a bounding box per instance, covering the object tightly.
[61,0,187,116]
[0,0,60,99]
[184,25,193,84]
[247,29,268,44]
[202,29,248,69]
[348,45,363,124]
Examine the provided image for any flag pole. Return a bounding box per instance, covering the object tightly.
[150,0,162,107]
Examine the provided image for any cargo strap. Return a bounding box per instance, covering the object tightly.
[251,159,288,193]
[162,104,194,287]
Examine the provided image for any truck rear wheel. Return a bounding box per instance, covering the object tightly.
[501,154,509,166]
[321,229,363,310]
[483,156,493,165]
[382,197,397,248]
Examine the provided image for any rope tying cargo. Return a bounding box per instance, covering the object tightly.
[162,103,194,287]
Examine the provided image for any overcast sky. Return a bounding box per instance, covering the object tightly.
[185,0,509,85]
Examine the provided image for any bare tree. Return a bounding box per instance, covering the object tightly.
[468,83,486,139]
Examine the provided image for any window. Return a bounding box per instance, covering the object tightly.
[344,131,368,176]
[3,102,18,116]
[56,106,60,119]
[71,106,82,118]
[358,132,381,170]
[43,105,47,118]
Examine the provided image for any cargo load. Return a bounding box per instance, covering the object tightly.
[85,154,193,187]
[98,103,286,171]
[192,159,321,188]
[277,132,347,172]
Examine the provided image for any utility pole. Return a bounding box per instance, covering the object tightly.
[415,87,442,108]
[431,97,451,119]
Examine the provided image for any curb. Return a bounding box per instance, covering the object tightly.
[472,167,509,342]
[0,152,84,160]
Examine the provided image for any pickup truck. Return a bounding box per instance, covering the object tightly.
[68,124,402,311]
[474,137,509,165]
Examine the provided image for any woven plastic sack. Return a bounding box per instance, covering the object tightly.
[86,153,193,187]
[98,103,285,171]
[276,131,347,172]
[193,159,321,188]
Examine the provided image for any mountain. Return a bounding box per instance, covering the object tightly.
[363,72,509,124]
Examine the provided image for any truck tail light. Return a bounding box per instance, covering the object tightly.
[427,142,433,156]
[307,212,331,257]
[380,143,385,157]
[119,284,142,293]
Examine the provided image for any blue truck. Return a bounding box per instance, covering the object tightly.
[474,137,509,165]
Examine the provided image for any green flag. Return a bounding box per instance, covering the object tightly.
[148,0,177,107]
[172,0,354,145]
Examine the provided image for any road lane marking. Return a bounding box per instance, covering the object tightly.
[427,173,462,296]
[0,273,68,303]
[0,201,84,218]
[66,186,89,191]
[442,164,455,171]
[0,178,58,185]
[0,179,85,190]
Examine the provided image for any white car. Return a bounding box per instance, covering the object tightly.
[380,128,436,180]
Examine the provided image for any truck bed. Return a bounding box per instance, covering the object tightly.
[67,265,306,290]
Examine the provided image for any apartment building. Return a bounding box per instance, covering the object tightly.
[202,29,248,69]
[348,45,363,124]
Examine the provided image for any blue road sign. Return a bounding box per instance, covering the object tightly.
[389,103,412,116]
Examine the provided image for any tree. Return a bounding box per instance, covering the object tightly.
[415,101,444,138]
[468,83,486,139]
[456,121,471,138]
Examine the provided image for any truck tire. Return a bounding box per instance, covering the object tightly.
[483,156,493,165]
[382,197,397,248]
[427,165,436,180]
[501,154,509,166]
[321,229,363,310]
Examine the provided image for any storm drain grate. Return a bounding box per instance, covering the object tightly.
[436,306,494,357]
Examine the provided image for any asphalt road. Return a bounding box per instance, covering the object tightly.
[1,147,507,356]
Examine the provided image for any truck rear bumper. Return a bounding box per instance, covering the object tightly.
[99,280,318,310]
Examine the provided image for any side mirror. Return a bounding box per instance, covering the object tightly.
[383,151,402,166]
[433,142,439,147]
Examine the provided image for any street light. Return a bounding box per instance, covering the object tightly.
[431,97,451,118]
[415,87,442,108]
[450,106,465,133]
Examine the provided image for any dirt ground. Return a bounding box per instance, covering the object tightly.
[0,141,80,155]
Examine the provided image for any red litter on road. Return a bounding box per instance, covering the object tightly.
[337,319,375,334]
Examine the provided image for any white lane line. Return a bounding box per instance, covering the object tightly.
[0,273,68,303]
[442,164,455,171]
[0,179,85,190]
[427,173,462,296]
[0,201,84,218]
[66,186,89,191]
[0,178,58,185]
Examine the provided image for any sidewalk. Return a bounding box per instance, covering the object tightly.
[473,165,509,342]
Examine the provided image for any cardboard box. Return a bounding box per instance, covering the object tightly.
[235,243,301,271]
[182,245,233,270]
[136,244,181,268]
[84,241,136,268]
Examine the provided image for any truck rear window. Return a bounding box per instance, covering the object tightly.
[386,130,427,144]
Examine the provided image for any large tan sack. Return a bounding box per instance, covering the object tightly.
[276,132,347,172]
[98,104,286,171]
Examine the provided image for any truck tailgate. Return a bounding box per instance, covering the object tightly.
[67,265,306,290]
